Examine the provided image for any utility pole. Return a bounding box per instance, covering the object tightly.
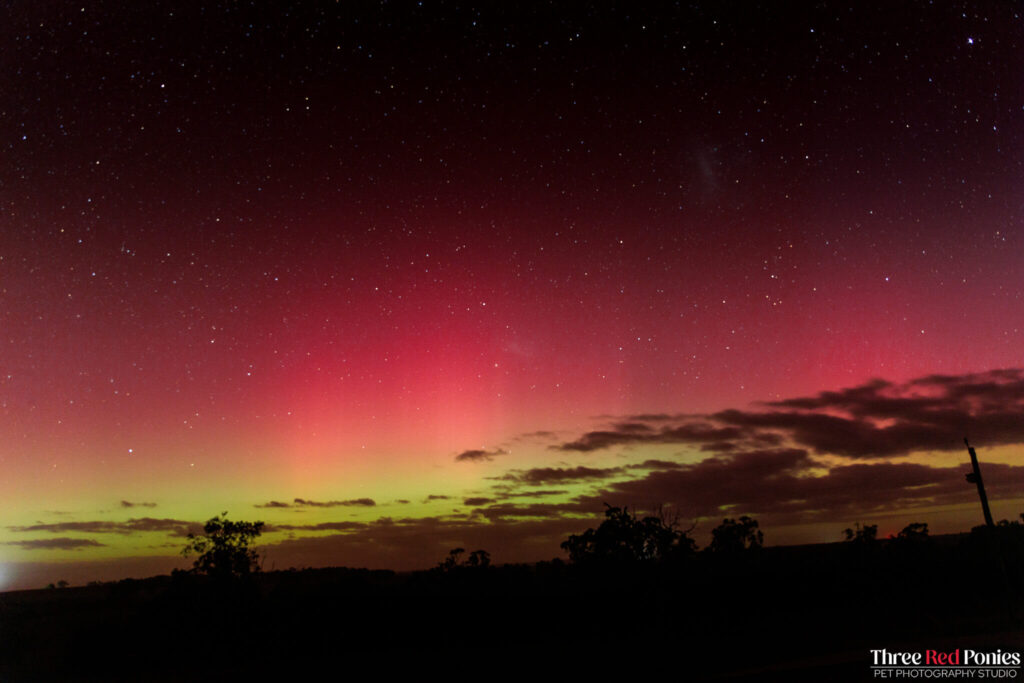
[964,438,995,528]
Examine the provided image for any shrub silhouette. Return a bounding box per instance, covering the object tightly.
[437,547,491,571]
[561,504,697,563]
[894,522,929,542]
[708,516,763,554]
[182,512,264,579]
[997,513,1024,528]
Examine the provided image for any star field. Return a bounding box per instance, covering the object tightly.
[1,1,1023,589]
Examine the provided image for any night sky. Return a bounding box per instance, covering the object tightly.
[2,1,1024,590]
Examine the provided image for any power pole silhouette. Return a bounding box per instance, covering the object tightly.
[964,438,995,528]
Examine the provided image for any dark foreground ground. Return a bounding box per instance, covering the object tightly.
[3,530,1024,681]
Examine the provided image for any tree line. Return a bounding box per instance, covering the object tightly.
[179,504,1001,580]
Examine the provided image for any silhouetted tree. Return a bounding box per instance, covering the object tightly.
[843,522,878,545]
[977,513,1024,546]
[997,514,1024,528]
[437,547,492,571]
[182,512,264,579]
[561,503,697,564]
[707,516,763,554]
[437,547,464,571]
[465,549,491,568]
[895,522,929,541]
[888,522,934,564]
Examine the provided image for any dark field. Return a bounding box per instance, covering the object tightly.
[3,528,1024,681]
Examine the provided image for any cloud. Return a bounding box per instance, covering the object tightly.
[472,503,582,521]
[5,537,106,550]
[8,518,194,537]
[573,447,1024,524]
[517,430,557,439]
[425,495,451,501]
[495,466,626,484]
[498,489,569,499]
[612,422,655,433]
[455,448,509,463]
[714,368,1024,458]
[554,423,749,452]
[624,413,691,422]
[463,497,496,506]
[553,368,1024,459]
[120,500,157,508]
[270,521,368,532]
[711,409,961,458]
[295,498,376,508]
[627,459,685,470]
[700,442,739,452]
[256,498,377,509]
